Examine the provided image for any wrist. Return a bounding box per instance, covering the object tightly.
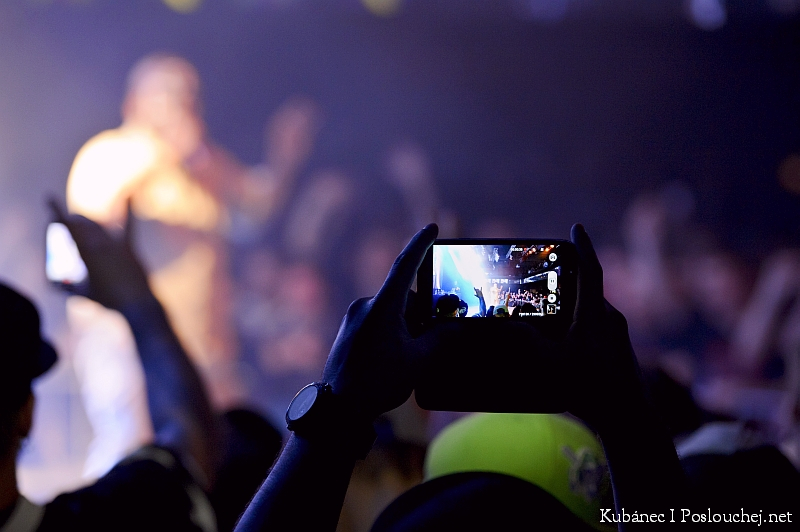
[591,401,664,444]
[574,385,653,435]
[286,383,377,459]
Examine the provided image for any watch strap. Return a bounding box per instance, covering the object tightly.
[286,382,377,459]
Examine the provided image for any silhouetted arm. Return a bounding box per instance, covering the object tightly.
[474,287,486,317]
[235,224,439,531]
[51,201,219,488]
[567,224,686,527]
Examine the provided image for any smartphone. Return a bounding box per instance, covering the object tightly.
[46,222,88,286]
[417,239,577,329]
[414,239,578,412]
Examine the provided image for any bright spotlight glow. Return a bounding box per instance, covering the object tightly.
[686,0,727,31]
[448,246,488,292]
[361,0,402,17]
[433,245,492,316]
[163,0,202,14]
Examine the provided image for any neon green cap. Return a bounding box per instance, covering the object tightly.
[424,413,616,532]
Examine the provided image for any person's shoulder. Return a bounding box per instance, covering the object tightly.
[67,126,165,221]
[39,446,215,532]
[73,126,159,157]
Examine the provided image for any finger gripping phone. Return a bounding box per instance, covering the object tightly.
[414,238,578,412]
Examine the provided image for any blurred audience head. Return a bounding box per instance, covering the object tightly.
[434,294,461,318]
[0,283,57,457]
[492,304,509,317]
[371,471,598,532]
[682,445,800,513]
[264,96,321,176]
[210,408,283,532]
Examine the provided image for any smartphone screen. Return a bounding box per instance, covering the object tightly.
[46,222,88,285]
[414,238,577,412]
[422,240,576,321]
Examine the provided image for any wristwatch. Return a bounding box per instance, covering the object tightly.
[286,382,377,459]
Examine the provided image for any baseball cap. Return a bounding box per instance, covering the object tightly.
[0,282,58,399]
[423,413,616,531]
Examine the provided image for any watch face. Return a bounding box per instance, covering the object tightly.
[287,384,319,422]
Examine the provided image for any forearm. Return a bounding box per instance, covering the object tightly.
[571,313,687,517]
[234,434,357,531]
[235,224,437,531]
[52,202,221,484]
[595,397,686,518]
[120,296,218,484]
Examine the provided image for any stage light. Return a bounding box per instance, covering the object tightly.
[447,246,487,291]
[361,0,402,17]
[686,0,726,31]
[163,0,202,14]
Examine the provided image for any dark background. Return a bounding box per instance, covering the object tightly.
[1,0,799,253]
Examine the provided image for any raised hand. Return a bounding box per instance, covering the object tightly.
[565,224,645,430]
[49,198,152,311]
[322,223,438,421]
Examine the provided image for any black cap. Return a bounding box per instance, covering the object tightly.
[371,472,596,532]
[0,282,58,392]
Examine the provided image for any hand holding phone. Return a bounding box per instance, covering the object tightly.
[412,228,646,426]
[47,200,152,311]
[414,238,578,412]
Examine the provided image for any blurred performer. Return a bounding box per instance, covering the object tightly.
[65,54,250,478]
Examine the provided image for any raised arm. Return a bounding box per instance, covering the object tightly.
[474,287,486,317]
[234,223,439,532]
[567,224,686,524]
[51,201,219,488]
